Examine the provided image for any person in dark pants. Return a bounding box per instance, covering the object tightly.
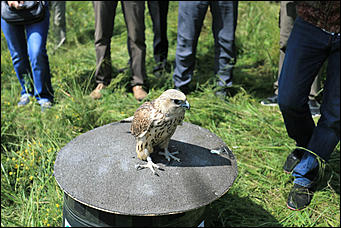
[173,1,238,96]
[278,1,340,211]
[91,1,148,101]
[261,1,322,118]
[48,1,66,49]
[147,1,170,76]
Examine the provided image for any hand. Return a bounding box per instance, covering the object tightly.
[7,1,25,9]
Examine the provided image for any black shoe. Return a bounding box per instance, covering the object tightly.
[214,85,235,100]
[260,94,278,106]
[153,61,171,76]
[214,88,227,99]
[283,149,304,174]
[308,99,321,118]
[287,184,314,211]
[175,84,190,95]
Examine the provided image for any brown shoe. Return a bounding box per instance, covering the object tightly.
[90,83,107,99]
[132,85,147,101]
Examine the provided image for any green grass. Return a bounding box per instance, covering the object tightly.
[1,1,339,227]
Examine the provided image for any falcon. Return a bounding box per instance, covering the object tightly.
[131,89,190,175]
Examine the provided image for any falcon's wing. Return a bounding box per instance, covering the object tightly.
[131,101,156,138]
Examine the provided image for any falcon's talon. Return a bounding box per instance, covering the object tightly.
[159,148,181,162]
[135,156,161,174]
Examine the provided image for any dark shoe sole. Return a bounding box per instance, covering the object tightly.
[286,203,305,211]
[260,101,278,106]
[286,183,314,211]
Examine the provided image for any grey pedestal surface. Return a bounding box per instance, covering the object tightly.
[54,121,238,217]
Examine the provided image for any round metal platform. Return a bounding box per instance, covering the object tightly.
[54,121,238,217]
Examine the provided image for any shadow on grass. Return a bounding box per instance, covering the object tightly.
[205,193,282,227]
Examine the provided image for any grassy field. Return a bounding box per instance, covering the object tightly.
[1,1,339,227]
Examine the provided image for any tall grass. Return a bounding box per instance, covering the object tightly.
[1,1,339,227]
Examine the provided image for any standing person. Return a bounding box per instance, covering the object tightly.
[173,1,238,97]
[278,1,340,210]
[49,1,66,49]
[1,1,54,112]
[90,1,148,101]
[261,1,322,117]
[147,1,170,76]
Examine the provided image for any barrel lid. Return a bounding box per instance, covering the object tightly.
[54,121,238,216]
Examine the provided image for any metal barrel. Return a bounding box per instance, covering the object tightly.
[62,193,206,227]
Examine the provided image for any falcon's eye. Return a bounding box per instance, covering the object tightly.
[173,99,182,105]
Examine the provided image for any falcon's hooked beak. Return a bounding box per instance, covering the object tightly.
[181,100,190,110]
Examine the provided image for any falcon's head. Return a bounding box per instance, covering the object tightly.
[155,89,190,116]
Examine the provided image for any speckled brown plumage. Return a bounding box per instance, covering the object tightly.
[131,89,190,174]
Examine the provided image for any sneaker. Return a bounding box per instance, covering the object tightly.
[308,99,321,118]
[17,94,31,106]
[283,149,304,174]
[90,83,107,99]
[287,184,314,210]
[261,95,278,106]
[132,85,147,101]
[39,100,52,112]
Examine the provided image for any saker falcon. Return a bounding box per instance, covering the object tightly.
[131,89,190,175]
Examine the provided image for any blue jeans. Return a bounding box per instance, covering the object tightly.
[1,7,54,103]
[173,1,238,89]
[278,17,340,187]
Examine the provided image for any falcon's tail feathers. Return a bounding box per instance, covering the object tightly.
[120,116,134,123]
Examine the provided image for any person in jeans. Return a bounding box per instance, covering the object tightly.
[278,1,340,211]
[1,1,54,112]
[261,1,322,117]
[173,1,238,97]
[90,1,148,101]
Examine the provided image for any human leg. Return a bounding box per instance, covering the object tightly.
[288,35,339,209]
[278,17,340,210]
[262,1,296,106]
[91,1,117,99]
[211,1,238,90]
[26,8,54,104]
[173,1,208,91]
[1,18,33,100]
[93,1,117,86]
[278,17,327,152]
[51,1,66,48]
[122,1,147,100]
[148,1,169,67]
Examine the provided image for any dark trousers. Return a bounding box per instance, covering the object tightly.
[147,1,169,65]
[173,1,238,89]
[274,1,321,99]
[278,17,340,165]
[93,1,146,87]
[49,1,66,44]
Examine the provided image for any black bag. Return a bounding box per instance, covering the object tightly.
[1,1,46,25]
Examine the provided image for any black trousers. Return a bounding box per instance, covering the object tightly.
[93,1,146,87]
[147,1,169,65]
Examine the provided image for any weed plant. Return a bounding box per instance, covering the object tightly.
[1,1,339,227]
